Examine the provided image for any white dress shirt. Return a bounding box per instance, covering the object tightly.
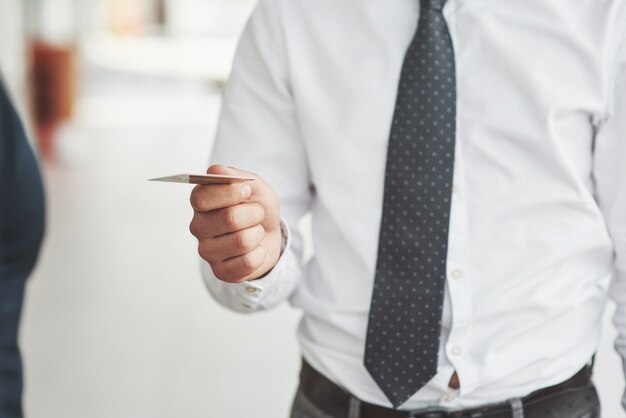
[202,0,626,411]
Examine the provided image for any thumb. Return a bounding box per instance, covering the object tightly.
[207,164,281,231]
[207,164,258,179]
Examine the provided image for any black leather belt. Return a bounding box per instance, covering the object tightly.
[298,359,594,418]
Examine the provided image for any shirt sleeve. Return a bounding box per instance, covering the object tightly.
[201,0,311,313]
[594,34,626,411]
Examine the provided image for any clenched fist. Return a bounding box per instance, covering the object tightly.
[189,165,282,283]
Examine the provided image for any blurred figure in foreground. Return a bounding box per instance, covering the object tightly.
[0,79,45,418]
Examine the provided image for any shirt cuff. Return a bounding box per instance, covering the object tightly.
[202,217,293,313]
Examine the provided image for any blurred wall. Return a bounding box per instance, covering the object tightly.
[38,0,76,44]
[164,0,254,36]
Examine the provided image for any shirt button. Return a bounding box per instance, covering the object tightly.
[442,394,455,402]
[451,269,463,279]
[451,185,459,193]
[451,345,462,356]
[245,286,258,293]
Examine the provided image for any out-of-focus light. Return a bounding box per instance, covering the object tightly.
[110,0,149,37]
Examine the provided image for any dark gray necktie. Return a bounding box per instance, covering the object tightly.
[364,0,456,408]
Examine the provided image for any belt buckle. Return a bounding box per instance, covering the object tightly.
[411,412,445,418]
[408,410,484,418]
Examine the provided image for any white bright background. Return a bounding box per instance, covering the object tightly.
[4,0,624,417]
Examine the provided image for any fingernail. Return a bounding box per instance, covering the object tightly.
[241,184,252,199]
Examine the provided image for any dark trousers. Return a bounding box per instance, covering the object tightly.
[0,277,28,418]
[290,360,601,418]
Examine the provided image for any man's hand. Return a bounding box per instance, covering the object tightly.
[190,165,282,283]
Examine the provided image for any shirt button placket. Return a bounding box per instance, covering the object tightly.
[443,141,474,390]
[450,345,462,356]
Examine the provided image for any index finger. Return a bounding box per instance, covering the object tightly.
[190,182,252,212]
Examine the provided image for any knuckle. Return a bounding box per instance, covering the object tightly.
[190,188,205,211]
[211,263,228,281]
[189,216,203,237]
[240,250,263,274]
[222,206,239,230]
[197,240,215,262]
[251,224,266,243]
[189,220,198,237]
[233,230,254,252]
[212,263,240,283]
[239,255,256,274]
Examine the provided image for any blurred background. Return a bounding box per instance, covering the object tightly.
[2,1,302,417]
[0,0,624,417]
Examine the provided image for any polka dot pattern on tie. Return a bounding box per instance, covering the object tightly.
[364,0,457,409]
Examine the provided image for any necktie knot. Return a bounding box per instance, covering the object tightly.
[420,0,446,12]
